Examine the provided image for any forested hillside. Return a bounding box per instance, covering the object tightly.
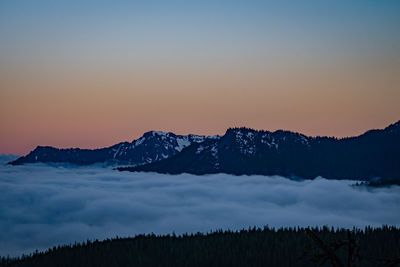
[123,121,400,181]
[2,226,399,267]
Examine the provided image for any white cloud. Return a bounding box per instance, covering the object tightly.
[0,155,399,257]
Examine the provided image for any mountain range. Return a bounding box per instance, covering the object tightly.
[9,131,220,166]
[9,121,400,181]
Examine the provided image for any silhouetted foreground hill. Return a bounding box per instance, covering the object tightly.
[2,226,399,267]
[120,121,400,181]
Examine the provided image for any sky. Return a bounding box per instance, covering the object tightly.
[1,0,400,155]
[1,155,399,257]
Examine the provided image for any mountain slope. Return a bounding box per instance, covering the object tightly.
[9,131,220,166]
[119,121,400,180]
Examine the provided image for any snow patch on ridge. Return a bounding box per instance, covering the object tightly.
[261,134,278,149]
[135,137,146,146]
[176,137,191,152]
[196,145,205,154]
[235,130,256,155]
[152,131,168,136]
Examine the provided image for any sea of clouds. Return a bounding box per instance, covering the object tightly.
[0,155,399,257]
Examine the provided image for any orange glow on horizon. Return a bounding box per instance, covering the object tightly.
[1,60,399,155]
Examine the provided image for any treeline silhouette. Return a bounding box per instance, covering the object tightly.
[1,226,399,267]
[125,122,400,181]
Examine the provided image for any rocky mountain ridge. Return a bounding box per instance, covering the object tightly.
[119,121,400,180]
[9,131,220,166]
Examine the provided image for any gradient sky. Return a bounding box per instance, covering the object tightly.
[1,0,399,155]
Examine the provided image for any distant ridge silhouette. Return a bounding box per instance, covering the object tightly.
[9,131,220,166]
[10,121,400,182]
[119,121,400,181]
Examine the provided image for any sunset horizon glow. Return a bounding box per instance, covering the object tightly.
[1,0,399,155]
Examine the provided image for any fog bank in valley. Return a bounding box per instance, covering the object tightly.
[0,155,399,257]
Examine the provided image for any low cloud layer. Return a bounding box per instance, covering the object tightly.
[0,155,399,257]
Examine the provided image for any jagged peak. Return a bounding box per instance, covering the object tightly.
[131,131,172,144]
[136,131,218,143]
[225,127,261,136]
[34,145,54,149]
[142,130,174,137]
[32,145,58,152]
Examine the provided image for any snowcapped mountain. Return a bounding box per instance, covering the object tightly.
[106,131,220,165]
[9,131,221,166]
[119,127,315,175]
[120,121,400,181]
[8,120,400,181]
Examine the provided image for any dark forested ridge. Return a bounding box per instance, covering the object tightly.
[9,120,400,182]
[2,226,400,267]
[120,120,400,181]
